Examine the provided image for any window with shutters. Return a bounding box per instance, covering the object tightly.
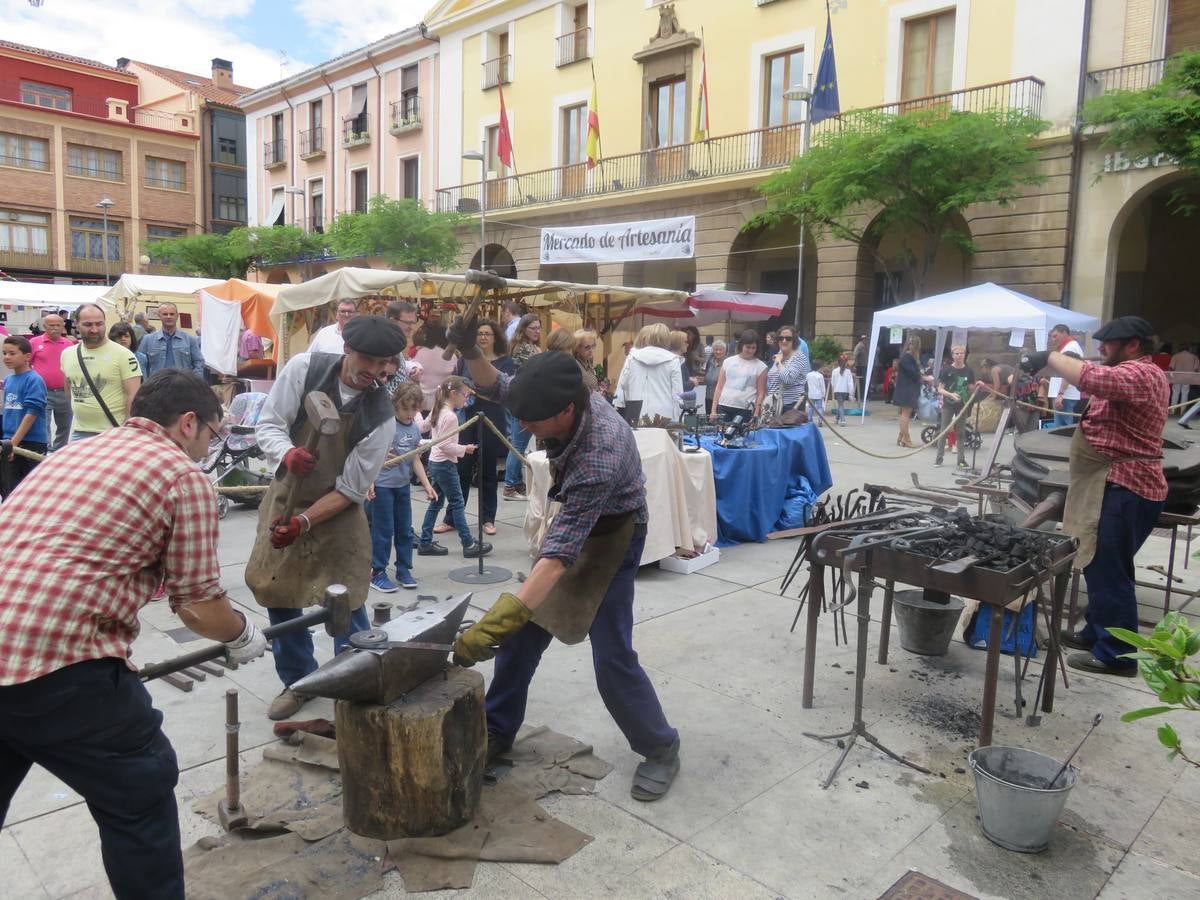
[561,103,587,165]
[902,9,955,100]
[345,84,369,140]
[400,66,419,118]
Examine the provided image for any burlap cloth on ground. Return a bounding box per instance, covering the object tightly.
[186,725,611,895]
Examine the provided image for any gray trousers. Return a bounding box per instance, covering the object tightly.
[45,388,73,451]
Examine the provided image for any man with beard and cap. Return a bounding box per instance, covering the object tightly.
[247,314,405,719]
[1021,315,1169,677]
[445,316,681,802]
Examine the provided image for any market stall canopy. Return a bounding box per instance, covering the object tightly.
[98,273,225,330]
[197,279,283,376]
[632,289,788,327]
[0,281,108,310]
[862,283,1101,420]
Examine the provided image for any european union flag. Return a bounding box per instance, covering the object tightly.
[811,10,840,124]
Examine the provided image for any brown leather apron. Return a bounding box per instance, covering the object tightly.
[1061,427,1112,572]
[531,512,636,644]
[245,409,371,611]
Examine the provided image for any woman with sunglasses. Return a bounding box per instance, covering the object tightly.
[767,326,809,411]
[711,330,768,421]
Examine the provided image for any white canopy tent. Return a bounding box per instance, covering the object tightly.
[862,283,1101,420]
[0,281,107,309]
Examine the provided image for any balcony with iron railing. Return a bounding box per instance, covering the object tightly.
[343,114,371,147]
[1085,57,1167,99]
[0,246,53,271]
[66,163,123,181]
[390,96,421,133]
[556,28,591,67]
[482,55,511,90]
[263,139,287,168]
[436,75,1046,214]
[299,127,325,158]
[0,154,50,172]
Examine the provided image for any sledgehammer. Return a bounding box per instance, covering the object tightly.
[218,689,248,831]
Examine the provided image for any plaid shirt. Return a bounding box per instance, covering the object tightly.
[1078,356,1169,501]
[0,418,225,685]
[483,373,647,566]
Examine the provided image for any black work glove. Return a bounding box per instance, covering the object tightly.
[447,314,481,360]
[1019,351,1050,374]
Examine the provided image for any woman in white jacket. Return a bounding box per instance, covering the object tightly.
[614,323,684,422]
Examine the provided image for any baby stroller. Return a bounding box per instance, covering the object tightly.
[919,385,983,450]
[202,391,271,519]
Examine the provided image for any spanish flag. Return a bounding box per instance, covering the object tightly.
[585,80,601,169]
[692,33,710,142]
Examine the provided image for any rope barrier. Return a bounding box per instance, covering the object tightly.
[379,414,482,469]
[973,381,1200,418]
[481,413,530,467]
[805,387,985,460]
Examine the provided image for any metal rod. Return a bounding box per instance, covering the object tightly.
[225,689,241,814]
[1050,713,1103,788]
[476,414,486,575]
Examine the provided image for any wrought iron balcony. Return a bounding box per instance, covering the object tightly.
[390,96,421,133]
[299,127,325,158]
[343,114,371,147]
[263,140,287,168]
[482,55,511,90]
[556,28,591,67]
[1085,58,1167,99]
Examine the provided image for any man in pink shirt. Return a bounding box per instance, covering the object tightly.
[28,312,76,450]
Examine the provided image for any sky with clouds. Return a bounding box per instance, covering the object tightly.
[5,0,436,88]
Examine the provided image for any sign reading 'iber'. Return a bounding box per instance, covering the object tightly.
[539,216,696,265]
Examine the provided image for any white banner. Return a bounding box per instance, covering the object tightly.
[539,216,696,265]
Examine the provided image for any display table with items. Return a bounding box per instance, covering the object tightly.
[524,427,718,567]
[687,425,833,545]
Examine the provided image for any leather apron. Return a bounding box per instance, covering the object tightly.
[245,409,371,611]
[531,512,637,644]
[1062,426,1111,572]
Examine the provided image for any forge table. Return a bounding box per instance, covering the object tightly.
[801,533,1076,746]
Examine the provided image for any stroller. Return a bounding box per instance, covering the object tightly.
[918,383,982,450]
[202,392,272,519]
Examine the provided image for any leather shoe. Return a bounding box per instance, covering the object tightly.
[1059,629,1094,652]
[463,541,493,558]
[417,542,449,556]
[1066,651,1136,677]
[268,689,313,721]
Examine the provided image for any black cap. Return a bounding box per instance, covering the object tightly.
[341,314,406,357]
[506,352,583,421]
[1093,316,1155,342]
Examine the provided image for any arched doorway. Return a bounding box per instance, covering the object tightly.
[856,213,971,312]
[1108,177,1200,344]
[725,218,817,334]
[469,244,517,278]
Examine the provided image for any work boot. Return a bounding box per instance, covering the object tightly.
[268,688,313,721]
[463,541,493,559]
[631,735,681,802]
[417,541,449,556]
[1059,629,1094,652]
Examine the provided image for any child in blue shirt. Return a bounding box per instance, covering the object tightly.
[2,335,49,499]
[369,379,436,591]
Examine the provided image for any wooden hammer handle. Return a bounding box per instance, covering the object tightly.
[441,288,486,361]
[280,428,323,524]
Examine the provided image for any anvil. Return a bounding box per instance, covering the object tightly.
[290,593,472,704]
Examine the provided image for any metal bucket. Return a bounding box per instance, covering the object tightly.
[892,590,964,655]
[968,746,1078,853]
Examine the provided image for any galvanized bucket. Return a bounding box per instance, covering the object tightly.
[968,745,1078,853]
[892,590,964,655]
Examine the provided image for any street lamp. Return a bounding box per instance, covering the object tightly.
[95,196,114,286]
[284,185,307,231]
[463,143,486,271]
[782,78,813,332]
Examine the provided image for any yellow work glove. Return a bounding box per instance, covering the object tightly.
[453,592,533,666]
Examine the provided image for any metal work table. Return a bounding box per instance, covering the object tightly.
[801,533,1076,747]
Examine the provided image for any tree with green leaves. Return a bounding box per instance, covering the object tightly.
[750,107,1048,301]
[325,196,462,271]
[142,225,322,279]
[1083,50,1200,211]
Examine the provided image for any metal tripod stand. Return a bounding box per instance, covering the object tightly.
[802,548,932,789]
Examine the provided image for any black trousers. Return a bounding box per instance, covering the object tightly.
[446,407,504,527]
[0,658,184,899]
[0,441,46,499]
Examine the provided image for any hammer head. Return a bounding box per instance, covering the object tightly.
[322,584,352,636]
[304,391,341,436]
[465,268,508,293]
[217,799,248,831]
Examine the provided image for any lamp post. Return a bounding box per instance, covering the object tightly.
[95,196,114,286]
[463,142,486,271]
[284,185,307,231]
[782,78,813,332]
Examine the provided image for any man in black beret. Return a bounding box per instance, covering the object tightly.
[1021,315,1168,676]
[446,316,681,801]
[246,312,406,719]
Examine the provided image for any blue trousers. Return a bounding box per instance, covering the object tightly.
[268,605,371,687]
[370,484,413,577]
[485,527,678,757]
[0,659,183,899]
[504,410,530,488]
[1053,397,1078,428]
[1081,485,1164,667]
[422,459,473,547]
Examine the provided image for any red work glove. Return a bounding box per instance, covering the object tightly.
[282,446,317,476]
[270,514,309,549]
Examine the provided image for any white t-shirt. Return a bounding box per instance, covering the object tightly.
[829,366,855,397]
[805,370,826,401]
[308,323,345,355]
[1048,338,1082,401]
[719,355,767,410]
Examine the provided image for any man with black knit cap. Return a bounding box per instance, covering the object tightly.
[247,313,405,719]
[1022,315,1168,677]
[447,317,681,802]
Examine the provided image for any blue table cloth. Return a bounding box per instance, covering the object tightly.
[691,425,832,545]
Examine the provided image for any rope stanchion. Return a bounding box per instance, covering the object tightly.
[807,387,984,461]
[482,414,529,467]
[379,414,482,470]
[975,381,1200,418]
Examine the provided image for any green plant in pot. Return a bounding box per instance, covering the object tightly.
[1109,612,1200,767]
[807,335,844,367]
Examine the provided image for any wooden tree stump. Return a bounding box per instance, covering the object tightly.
[335,667,486,839]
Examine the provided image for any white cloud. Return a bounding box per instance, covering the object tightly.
[293,0,432,54]
[5,0,310,87]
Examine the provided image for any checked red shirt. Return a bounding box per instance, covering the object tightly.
[1078,356,1169,502]
[0,418,226,685]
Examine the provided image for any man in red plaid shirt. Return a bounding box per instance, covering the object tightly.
[1023,316,1168,676]
[0,370,268,899]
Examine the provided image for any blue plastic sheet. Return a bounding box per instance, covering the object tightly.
[693,426,833,545]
